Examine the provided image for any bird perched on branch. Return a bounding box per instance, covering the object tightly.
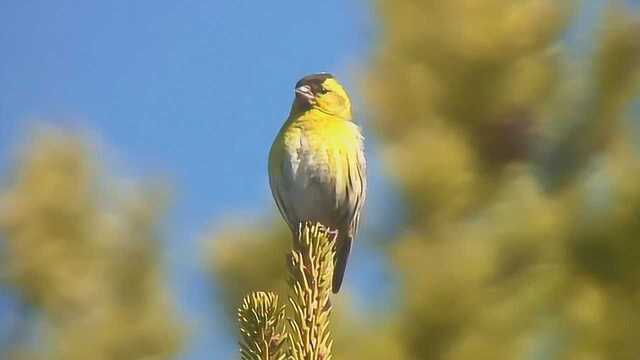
[268,73,366,293]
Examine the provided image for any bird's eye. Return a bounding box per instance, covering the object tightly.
[318,87,329,94]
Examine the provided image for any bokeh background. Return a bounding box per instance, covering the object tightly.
[2,1,640,359]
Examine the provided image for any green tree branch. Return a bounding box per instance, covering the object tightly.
[237,222,336,360]
[286,223,336,360]
[238,292,288,360]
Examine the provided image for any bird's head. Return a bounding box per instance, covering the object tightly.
[293,73,352,119]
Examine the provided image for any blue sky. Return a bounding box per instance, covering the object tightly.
[0,0,374,232]
[0,1,379,358]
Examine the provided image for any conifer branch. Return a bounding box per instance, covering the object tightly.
[238,292,288,360]
[286,222,336,360]
[237,222,336,360]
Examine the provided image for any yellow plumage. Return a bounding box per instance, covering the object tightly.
[268,74,366,293]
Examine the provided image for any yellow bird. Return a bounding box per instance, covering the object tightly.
[268,73,366,293]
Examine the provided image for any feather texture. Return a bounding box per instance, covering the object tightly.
[269,101,366,293]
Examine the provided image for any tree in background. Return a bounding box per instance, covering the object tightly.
[0,129,183,360]
[210,1,640,359]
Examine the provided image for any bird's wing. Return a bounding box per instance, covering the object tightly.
[268,136,298,232]
[332,130,366,293]
[349,134,367,236]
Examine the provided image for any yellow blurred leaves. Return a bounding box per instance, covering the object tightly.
[208,221,291,315]
[383,126,479,224]
[0,129,183,360]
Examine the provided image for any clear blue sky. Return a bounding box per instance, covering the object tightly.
[0,1,379,359]
[0,0,374,232]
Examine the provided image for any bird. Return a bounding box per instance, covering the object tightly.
[268,73,366,293]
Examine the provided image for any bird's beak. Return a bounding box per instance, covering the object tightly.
[295,85,315,102]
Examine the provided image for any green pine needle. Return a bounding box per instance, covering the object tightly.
[286,222,336,360]
[238,291,288,360]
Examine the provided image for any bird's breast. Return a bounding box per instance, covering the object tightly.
[284,118,359,185]
[276,116,362,225]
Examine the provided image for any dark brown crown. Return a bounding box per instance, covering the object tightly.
[295,73,334,93]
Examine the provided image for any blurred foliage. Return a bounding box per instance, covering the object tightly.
[0,130,183,360]
[209,1,640,359]
[208,221,292,319]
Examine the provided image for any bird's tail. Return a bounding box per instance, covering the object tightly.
[332,232,352,293]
